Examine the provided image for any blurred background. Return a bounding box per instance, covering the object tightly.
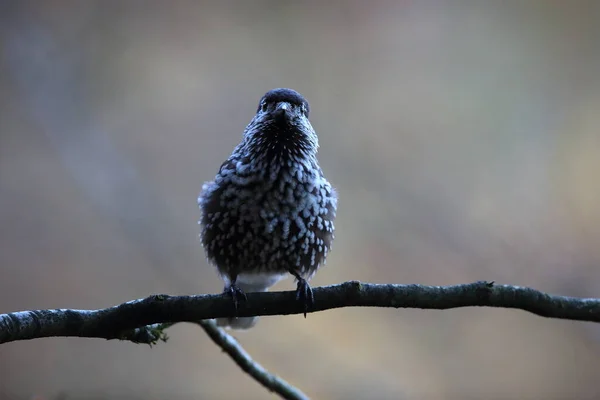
[1,1,600,399]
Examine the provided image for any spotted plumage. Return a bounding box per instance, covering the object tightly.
[198,88,337,329]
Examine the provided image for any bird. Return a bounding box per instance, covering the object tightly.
[198,88,337,329]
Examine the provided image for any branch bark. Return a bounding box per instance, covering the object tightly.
[197,319,309,400]
[2,280,600,345]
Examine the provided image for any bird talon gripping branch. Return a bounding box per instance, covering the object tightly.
[295,278,315,318]
[223,283,248,312]
[199,88,337,329]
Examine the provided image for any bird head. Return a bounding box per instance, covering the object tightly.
[256,88,310,122]
[242,88,318,163]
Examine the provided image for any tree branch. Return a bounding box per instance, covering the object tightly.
[2,280,600,345]
[197,319,309,400]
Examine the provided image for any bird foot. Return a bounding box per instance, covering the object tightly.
[295,277,315,318]
[223,283,247,313]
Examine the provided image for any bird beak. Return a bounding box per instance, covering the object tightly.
[273,102,291,120]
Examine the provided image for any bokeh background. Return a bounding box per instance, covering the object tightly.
[1,1,600,399]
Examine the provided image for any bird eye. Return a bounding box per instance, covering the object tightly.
[261,103,268,112]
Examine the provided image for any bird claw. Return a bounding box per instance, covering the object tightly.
[295,278,315,318]
[224,283,247,313]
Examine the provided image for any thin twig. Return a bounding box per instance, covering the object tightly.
[197,319,309,400]
[2,280,600,345]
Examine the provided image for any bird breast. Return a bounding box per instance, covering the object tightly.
[200,157,336,277]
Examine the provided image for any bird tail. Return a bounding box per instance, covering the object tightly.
[216,274,286,330]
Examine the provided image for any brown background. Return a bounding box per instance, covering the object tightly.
[1,1,600,399]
